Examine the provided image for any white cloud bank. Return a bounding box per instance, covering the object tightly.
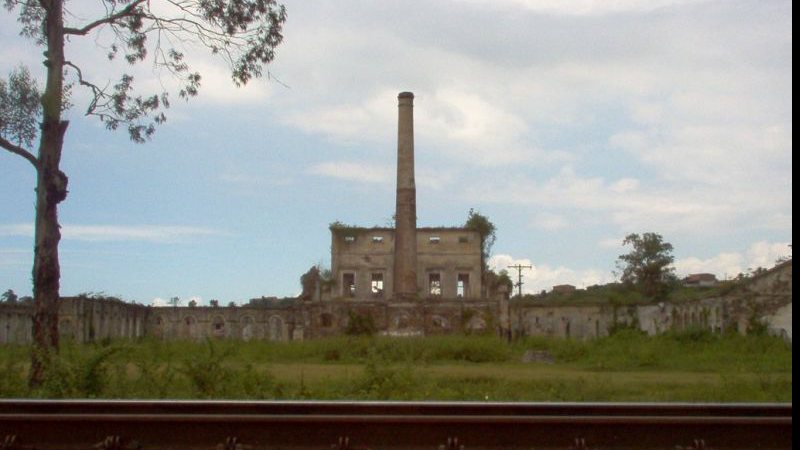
[150,295,205,307]
[0,224,223,243]
[492,240,791,294]
[674,241,792,280]
[490,254,615,294]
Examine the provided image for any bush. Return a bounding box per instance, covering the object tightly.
[344,312,377,336]
[179,339,234,398]
[36,343,121,398]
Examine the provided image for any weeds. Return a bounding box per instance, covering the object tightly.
[0,333,791,401]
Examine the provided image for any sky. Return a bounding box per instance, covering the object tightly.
[0,0,792,306]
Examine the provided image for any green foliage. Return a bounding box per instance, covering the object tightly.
[0,65,40,148]
[34,343,122,398]
[1,289,18,304]
[328,221,363,231]
[0,346,27,396]
[178,339,235,398]
[344,312,377,336]
[299,265,320,300]
[4,0,287,142]
[616,232,677,299]
[355,349,419,400]
[485,269,513,297]
[465,208,497,265]
[0,334,792,401]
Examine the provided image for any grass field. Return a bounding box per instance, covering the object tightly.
[0,330,792,402]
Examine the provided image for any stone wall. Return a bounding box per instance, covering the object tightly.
[0,297,149,344]
[0,260,791,344]
[509,260,792,341]
[0,304,32,344]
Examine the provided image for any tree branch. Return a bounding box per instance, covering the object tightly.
[0,136,39,170]
[63,0,146,36]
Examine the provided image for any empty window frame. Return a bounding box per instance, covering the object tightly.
[457,273,470,298]
[344,235,356,243]
[429,273,442,297]
[429,236,441,244]
[343,273,356,297]
[458,236,469,243]
[371,272,384,297]
[372,236,384,243]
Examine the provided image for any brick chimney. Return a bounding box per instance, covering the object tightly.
[393,92,417,299]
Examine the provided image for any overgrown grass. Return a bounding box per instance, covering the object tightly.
[515,328,792,372]
[0,332,791,401]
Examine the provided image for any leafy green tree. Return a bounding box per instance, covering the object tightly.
[1,289,19,304]
[465,209,496,263]
[0,0,286,386]
[465,209,498,296]
[616,232,677,299]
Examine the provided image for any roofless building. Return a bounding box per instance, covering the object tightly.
[329,92,484,301]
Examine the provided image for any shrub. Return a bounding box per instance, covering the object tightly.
[344,312,377,336]
[179,339,234,398]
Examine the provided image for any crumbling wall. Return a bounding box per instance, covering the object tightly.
[510,260,792,341]
[148,305,301,342]
[0,304,33,344]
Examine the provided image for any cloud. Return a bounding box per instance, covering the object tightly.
[0,248,30,268]
[490,253,615,293]
[149,295,204,307]
[531,212,569,231]
[150,297,169,307]
[308,162,393,185]
[674,241,791,279]
[0,224,223,243]
[492,240,791,294]
[270,0,791,240]
[452,0,708,15]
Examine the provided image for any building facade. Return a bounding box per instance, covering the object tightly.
[330,226,483,301]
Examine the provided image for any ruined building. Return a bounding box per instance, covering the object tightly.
[0,93,792,344]
[330,92,484,302]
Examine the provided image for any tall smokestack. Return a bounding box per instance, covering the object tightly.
[394,92,417,299]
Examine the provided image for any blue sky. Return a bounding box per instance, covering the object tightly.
[0,0,792,305]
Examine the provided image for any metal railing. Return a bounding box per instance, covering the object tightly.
[0,400,792,449]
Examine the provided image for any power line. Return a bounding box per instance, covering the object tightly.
[507,264,532,298]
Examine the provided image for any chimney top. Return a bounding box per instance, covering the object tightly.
[398,91,414,99]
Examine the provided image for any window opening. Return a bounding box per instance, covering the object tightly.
[429,236,441,244]
[372,236,384,243]
[371,273,384,297]
[457,273,469,297]
[458,236,469,243]
[429,273,442,297]
[343,273,356,297]
[344,235,356,242]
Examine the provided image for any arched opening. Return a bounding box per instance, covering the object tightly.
[241,316,255,341]
[268,315,284,341]
[212,316,226,338]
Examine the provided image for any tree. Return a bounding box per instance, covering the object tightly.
[465,209,496,266]
[299,265,320,301]
[616,232,677,299]
[1,0,286,386]
[464,209,497,295]
[1,289,19,304]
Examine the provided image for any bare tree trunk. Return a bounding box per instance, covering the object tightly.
[30,0,69,388]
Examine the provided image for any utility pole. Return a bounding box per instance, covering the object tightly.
[507,264,532,298]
